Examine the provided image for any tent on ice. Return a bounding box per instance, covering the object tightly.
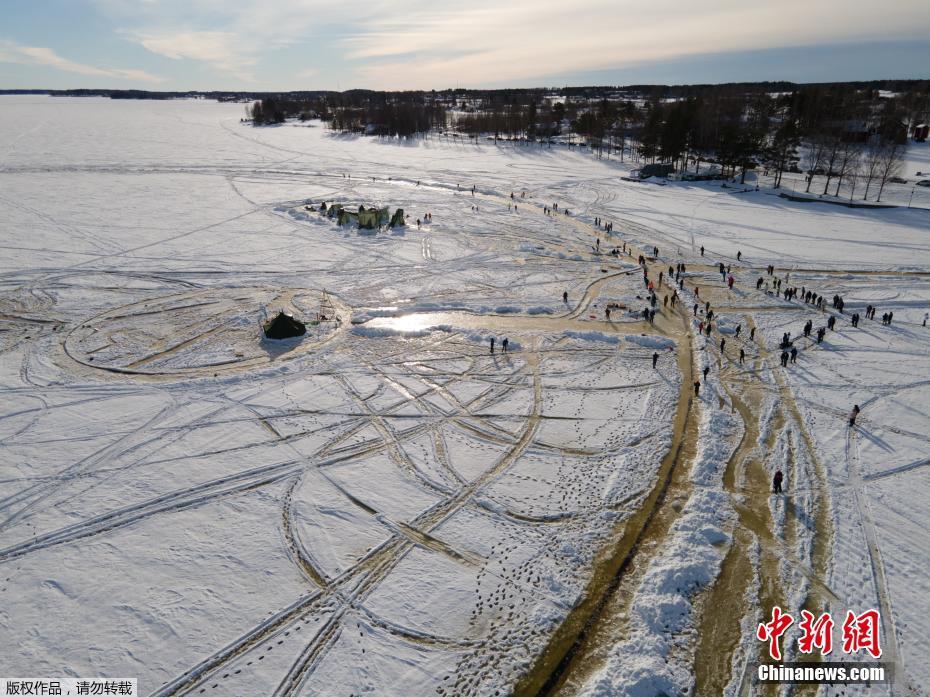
[358,205,390,229]
[263,311,307,340]
[323,202,402,230]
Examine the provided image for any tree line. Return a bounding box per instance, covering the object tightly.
[247,90,446,136]
[623,84,924,201]
[242,81,928,201]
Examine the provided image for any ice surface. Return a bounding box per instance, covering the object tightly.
[1,95,929,696]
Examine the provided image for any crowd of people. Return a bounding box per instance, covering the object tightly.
[486,203,917,502]
[676,245,914,494]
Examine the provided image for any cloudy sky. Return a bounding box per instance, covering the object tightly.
[1,0,928,90]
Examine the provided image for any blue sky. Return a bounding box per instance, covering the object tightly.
[1,0,928,90]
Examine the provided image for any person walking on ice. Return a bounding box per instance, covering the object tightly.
[502,337,509,353]
[563,291,568,303]
[652,352,659,369]
[849,404,860,427]
[739,348,745,364]
[489,337,495,354]
[772,470,783,494]
[694,380,701,396]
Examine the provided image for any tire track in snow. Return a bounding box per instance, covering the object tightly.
[847,428,906,695]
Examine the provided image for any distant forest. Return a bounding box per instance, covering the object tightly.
[240,81,929,199]
[6,80,928,199]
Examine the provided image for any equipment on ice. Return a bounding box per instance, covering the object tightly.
[321,202,402,230]
[263,311,307,340]
[357,205,390,229]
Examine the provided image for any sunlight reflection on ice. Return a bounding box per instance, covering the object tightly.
[378,314,433,334]
[362,313,451,335]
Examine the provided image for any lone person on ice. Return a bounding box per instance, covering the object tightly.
[849,404,860,427]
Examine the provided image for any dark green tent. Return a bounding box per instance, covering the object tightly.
[358,206,389,229]
[263,311,306,340]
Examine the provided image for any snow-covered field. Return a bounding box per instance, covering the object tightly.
[1,96,929,696]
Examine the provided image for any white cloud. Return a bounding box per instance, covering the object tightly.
[91,0,930,88]
[345,0,930,88]
[130,30,255,80]
[0,39,164,83]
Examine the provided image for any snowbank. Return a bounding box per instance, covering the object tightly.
[579,333,740,697]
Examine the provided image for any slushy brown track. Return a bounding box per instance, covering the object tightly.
[683,300,837,694]
[694,375,786,697]
[509,202,835,696]
[513,233,698,697]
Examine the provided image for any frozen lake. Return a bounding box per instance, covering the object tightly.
[1,95,929,696]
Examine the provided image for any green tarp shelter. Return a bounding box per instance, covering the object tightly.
[323,202,402,229]
[358,205,390,229]
[263,311,306,340]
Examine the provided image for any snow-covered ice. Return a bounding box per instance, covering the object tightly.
[1,95,929,696]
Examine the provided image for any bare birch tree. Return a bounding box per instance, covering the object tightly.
[876,141,905,203]
[861,138,884,201]
[833,141,861,197]
[803,135,829,193]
